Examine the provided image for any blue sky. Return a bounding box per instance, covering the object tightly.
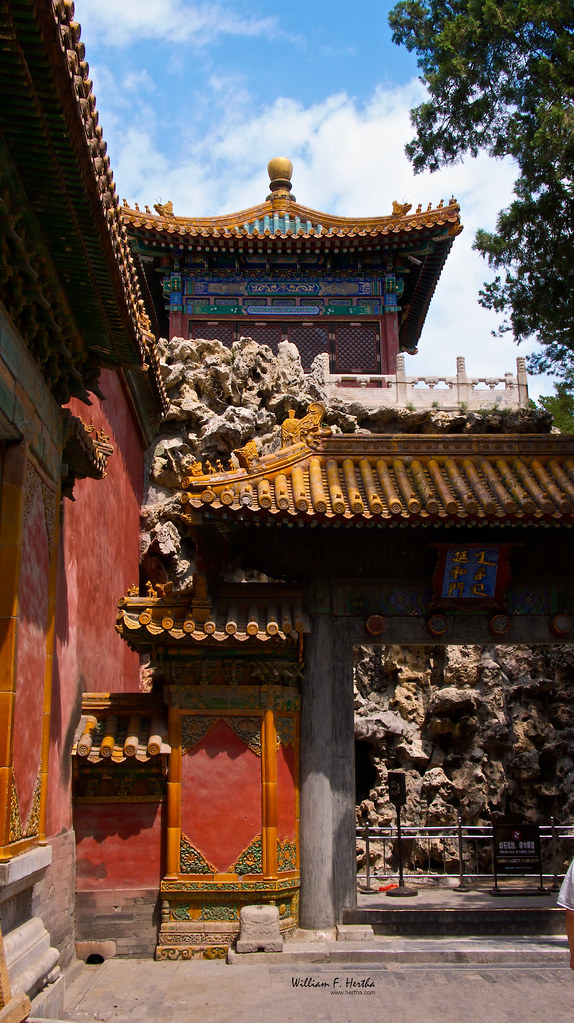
[77,0,555,400]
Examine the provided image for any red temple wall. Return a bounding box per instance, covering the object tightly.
[13,479,50,826]
[75,802,164,890]
[181,718,262,873]
[48,369,145,836]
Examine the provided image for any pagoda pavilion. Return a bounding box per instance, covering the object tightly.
[122,158,462,376]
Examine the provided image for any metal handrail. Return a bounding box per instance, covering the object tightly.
[357,817,574,889]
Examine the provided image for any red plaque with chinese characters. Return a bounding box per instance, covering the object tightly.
[431,544,513,611]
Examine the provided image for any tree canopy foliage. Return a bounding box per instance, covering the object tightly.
[538,383,574,433]
[388,1,574,378]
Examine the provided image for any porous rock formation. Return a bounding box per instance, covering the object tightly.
[140,335,573,873]
[355,644,574,875]
[141,335,551,591]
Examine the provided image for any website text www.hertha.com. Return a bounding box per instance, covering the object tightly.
[291,975,376,995]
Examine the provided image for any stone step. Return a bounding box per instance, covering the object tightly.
[343,905,564,936]
[227,935,569,966]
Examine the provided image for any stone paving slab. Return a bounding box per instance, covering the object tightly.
[62,957,574,1023]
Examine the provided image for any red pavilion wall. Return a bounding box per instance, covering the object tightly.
[180,718,263,872]
[75,803,164,890]
[48,369,145,837]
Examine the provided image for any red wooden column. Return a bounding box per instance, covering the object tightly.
[380,312,400,374]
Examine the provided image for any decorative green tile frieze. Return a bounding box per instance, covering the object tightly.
[199,904,239,921]
[277,838,297,872]
[180,833,216,874]
[171,903,192,920]
[233,834,263,875]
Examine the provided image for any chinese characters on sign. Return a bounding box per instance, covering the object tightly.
[441,547,499,599]
[492,823,543,889]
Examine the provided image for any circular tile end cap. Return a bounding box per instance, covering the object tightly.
[365,614,385,637]
[427,614,448,637]
[489,614,511,636]
[551,613,572,637]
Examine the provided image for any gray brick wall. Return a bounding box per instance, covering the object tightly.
[76,890,161,957]
[31,830,76,967]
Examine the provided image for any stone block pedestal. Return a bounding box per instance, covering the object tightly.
[236,905,283,953]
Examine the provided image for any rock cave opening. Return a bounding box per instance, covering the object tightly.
[355,739,378,805]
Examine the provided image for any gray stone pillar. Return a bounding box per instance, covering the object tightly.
[300,597,356,928]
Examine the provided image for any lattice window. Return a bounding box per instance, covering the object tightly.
[242,323,282,353]
[188,321,234,347]
[334,323,380,373]
[286,324,329,370]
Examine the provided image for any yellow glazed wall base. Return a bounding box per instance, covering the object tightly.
[156,878,299,960]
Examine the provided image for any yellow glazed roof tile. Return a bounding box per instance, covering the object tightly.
[72,696,170,763]
[121,196,461,243]
[115,594,309,646]
[177,405,574,525]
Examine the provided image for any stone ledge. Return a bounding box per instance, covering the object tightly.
[28,972,65,1020]
[0,847,52,896]
[336,924,375,942]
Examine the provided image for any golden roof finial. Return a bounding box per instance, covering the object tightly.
[267,157,294,202]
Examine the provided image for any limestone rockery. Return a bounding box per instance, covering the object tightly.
[141,335,574,875]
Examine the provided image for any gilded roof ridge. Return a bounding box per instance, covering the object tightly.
[121,195,461,237]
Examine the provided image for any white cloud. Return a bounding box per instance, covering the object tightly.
[77,0,278,48]
[95,74,554,400]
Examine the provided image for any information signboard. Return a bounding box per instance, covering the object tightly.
[492,822,543,890]
[387,772,407,808]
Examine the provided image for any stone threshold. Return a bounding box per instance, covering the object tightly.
[227,934,569,966]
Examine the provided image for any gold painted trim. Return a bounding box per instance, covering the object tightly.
[39,477,60,842]
[261,700,277,878]
[0,443,27,857]
[166,703,182,877]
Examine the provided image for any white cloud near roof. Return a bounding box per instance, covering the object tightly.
[95,71,553,399]
[78,0,279,47]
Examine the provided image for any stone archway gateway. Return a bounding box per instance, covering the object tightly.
[107,404,574,955]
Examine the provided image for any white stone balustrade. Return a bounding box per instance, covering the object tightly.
[326,355,529,410]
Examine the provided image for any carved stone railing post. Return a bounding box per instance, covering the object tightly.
[395,353,407,404]
[516,357,529,406]
[456,356,470,405]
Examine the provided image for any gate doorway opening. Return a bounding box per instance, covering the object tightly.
[352,643,574,885]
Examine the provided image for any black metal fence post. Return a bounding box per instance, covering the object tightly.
[364,823,370,890]
[551,816,558,891]
[457,815,467,890]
